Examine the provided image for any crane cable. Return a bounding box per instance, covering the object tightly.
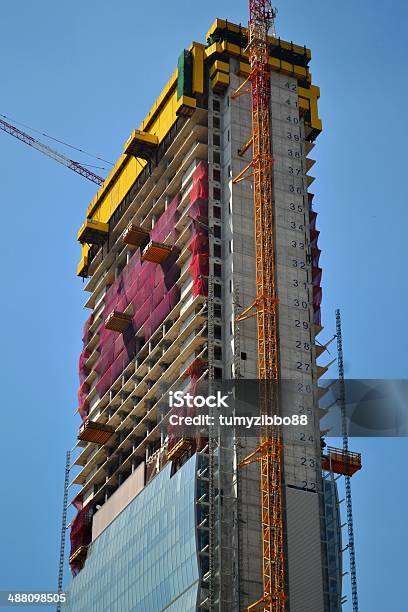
[0,112,114,169]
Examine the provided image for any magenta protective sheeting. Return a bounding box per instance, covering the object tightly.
[188,162,209,298]
[167,163,210,454]
[190,162,209,202]
[80,191,181,406]
[312,267,322,286]
[313,286,323,309]
[309,204,323,316]
[151,194,180,243]
[309,210,317,230]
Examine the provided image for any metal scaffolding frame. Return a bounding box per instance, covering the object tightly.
[336,309,359,612]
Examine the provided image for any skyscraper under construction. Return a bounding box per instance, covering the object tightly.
[65,16,360,612]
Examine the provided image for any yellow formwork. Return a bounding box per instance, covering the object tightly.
[206,18,241,40]
[209,60,229,78]
[77,219,109,244]
[239,62,250,77]
[211,72,230,91]
[299,85,322,133]
[77,18,320,276]
[124,130,158,158]
[77,254,89,277]
[192,43,205,94]
[205,42,223,59]
[205,18,311,59]
[222,41,243,58]
[85,69,178,223]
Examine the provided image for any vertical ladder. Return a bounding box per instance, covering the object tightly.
[207,274,217,608]
[57,451,70,612]
[335,310,359,612]
[233,285,242,379]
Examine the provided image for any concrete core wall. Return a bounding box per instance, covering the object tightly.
[213,60,329,610]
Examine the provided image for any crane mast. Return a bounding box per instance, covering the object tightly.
[234,1,285,610]
[0,117,104,186]
[249,2,285,609]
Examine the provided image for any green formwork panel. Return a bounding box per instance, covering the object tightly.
[177,49,193,100]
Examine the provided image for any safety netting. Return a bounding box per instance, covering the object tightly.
[78,315,94,420]
[69,495,93,576]
[166,162,209,454]
[188,161,209,297]
[72,195,183,572]
[309,206,322,326]
[76,194,181,411]
[72,164,209,567]
[95,195,181,399]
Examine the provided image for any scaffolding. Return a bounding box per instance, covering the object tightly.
[207,273,218,609]
[336,309,359,612]
[56,451,70,612]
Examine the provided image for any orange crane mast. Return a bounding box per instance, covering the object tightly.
[233,1,285,609]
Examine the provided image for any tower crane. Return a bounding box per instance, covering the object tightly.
[232,1,285,610]
[0,116,104,186]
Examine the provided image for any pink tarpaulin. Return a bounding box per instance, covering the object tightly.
[311,247,321,268]
[78,349,89,385]
[309,204,322,319]
[312,267,322,287]
[77,314,95,419]
[189,199,208,223]
[82,192,181,403]
[82,315,93,344]
[309,210,318,230]
[69,502,92,576]
[190,162,209,202]
[188,162,209,297]
[313,286,323,309]
[78,382,89,420]
[310,229,320,248]
[151,194,180,243]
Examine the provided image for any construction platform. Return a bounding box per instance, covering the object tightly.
[77,219,109,245]
[122,223,150,248]
[142,241,172,264]
[78,421,115,445]
[322,447,362,477]
[104,310,132,332]
[69,545,88,568]
[124,129,158,159]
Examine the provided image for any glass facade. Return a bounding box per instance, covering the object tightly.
[323,478,343,612]
[65,456,199,612]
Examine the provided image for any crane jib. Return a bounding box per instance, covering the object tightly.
[0,116,104,186]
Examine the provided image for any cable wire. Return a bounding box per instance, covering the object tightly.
[0,112,114,166]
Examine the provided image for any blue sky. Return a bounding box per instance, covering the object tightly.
[0,1,406,610]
